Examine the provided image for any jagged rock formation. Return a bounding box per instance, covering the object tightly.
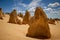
[26,7,51,39]
[8,9,21,24]
[0,8,3,20]
[22,10,30,24]
[18,13,23,18]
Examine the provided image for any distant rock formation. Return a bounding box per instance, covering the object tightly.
[48,18,55,25]
[8,9,21,24]
[22,10,30,24]
[18,13,23,18]
[16,18,22,24]
[0,8,3,20]
[54,18,60,21]
[54,18,60,23]
[3,12,5,17]
[5,12,10,15]
[26,7,51,39]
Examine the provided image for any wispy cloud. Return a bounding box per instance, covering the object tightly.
[27,0,42,14]
[13,0,42,13]
[28,0,41,8]
[44,7,60,18]
[48,2,60,7]
[18,3,27,7]
[18,0,42,8]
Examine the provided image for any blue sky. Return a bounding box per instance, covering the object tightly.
[0,0,60,18]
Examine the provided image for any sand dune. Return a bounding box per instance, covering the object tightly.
[0,15,60,40]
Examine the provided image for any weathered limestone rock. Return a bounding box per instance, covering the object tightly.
[18,13,23,18]
[8,9,22,24]
[16,18,22,24]
[22,10,30,24]
[48,18,55,25]
[8,9,18,24]
[0,8,3,20]
[26,7,51,39]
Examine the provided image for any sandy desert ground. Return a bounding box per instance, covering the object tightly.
[0,15,60,40]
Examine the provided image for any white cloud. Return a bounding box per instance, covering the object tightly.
[13,0,42,14]
[28,7,35,16]
[44,8,54,14]
[18,3,27,7]
[44,7,60,14]
[44,8,53,11]
[12,6,24,13]
[18,0,42,8]
[18,0,42,14]
[43,7,60,18]
[17,10,25,13]
[28,0,41,8]
[27,0,42,14]
[28,7,35,12]
[48,2,60,7]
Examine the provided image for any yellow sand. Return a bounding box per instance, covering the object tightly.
[0,15,60,40]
